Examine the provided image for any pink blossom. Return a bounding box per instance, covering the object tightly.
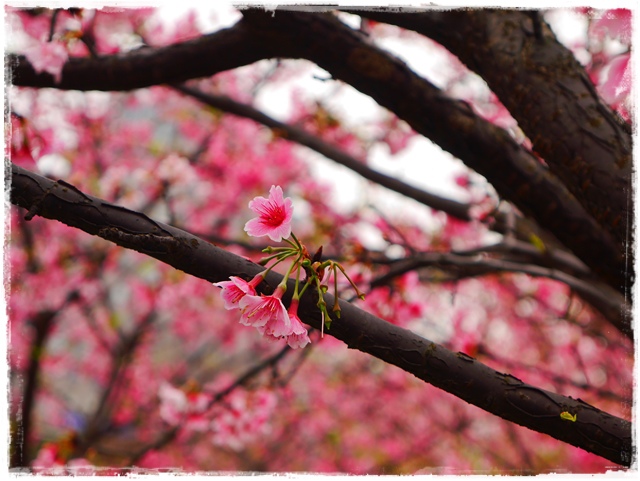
[591,9,631,44]
[599,54,630,107]
[32,443,60,469]
[23,41,69,83]
[210,389,277,451]
[65,458,96,476]
[239,286,291,337]
[158,382,210,430]
[213,276,259,310]
[244,185,293,242]
[285,299,311,349]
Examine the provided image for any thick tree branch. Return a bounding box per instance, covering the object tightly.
[8,22,265,91]
[7,13,627,294]
[240,10,629,295]
[344,8,632,250]
[10,163,632,466]
[175,84,581,268]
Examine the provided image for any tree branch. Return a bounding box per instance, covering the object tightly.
[174,84,580,269]
[10,290,80,467]
[7,13,627,293]
[8,21,265,91]
[369,249,629,337]
[10,163,632,466]
[173,83,472,221]
[240,9,628,294]
[344,8,632,250]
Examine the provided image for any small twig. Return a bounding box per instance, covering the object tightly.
[126,343,295,465]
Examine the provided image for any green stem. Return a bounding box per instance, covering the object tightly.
[278,252,303,291]
[335,263,366,300]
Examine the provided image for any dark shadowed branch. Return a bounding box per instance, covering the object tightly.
[344,8,632,251]
[10,163,632,466]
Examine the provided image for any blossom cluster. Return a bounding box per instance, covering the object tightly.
[214,186,310,349]
[157,381,277,451]
[214,185,364,349]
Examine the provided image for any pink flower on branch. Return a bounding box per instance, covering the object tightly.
[213,275,262,310]
[244,185,293,242]
[599,54,630,107]
[240,286,292,338]
[286,299,311,349]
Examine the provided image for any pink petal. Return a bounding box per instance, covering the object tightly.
[23,41,68,83]
[213,277,256,310]
[592,9,631,44]
[600,54,630,106]
[239,294,291,337]
[244,185,293,242]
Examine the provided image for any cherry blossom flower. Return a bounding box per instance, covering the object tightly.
[158,382,210,430]
[591,9,631,44]
[239,286,291,337]
[213,275,260,310]
[32,443,94,475]
[23,41,69,83]
[244,185,293,242]
[285,299,311,349]
[210,389,277,451]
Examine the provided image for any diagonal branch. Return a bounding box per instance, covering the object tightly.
[7,13,627,293]
[343,8,632,249]
[174,84,581,266]
[172,83,472,221]
[369,249,629,336]
[8,21,265,91]
[10,163,632,466]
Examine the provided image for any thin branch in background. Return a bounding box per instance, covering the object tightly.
[367,249,628,336]
[368,204,419,255]
[78,311,158,453]
[17,216,40,273]
[125,343,296,466]
[249,59,282,97]
[10,290,80,468]
[171,83,473,222]
[47,9,59,42]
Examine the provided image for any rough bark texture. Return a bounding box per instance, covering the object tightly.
[346,7,634,287]
[7,11,628,297]
[9,163,633,466]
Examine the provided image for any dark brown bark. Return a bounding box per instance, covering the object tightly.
[345,7,633,275]
[239,9,628,295]
[7,23,264,91]
[9,163,633,466]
